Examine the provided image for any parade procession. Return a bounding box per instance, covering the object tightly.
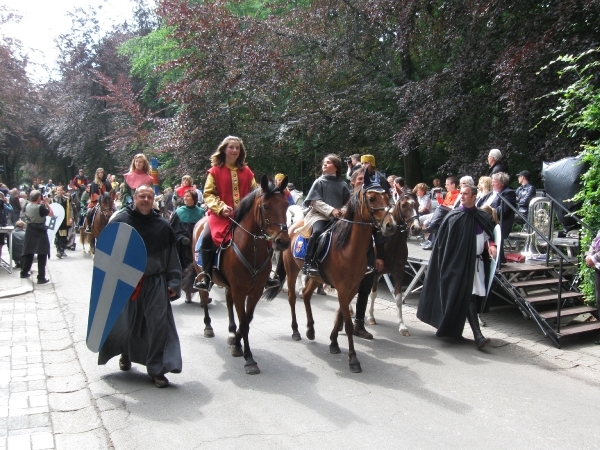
[2,0,600,449]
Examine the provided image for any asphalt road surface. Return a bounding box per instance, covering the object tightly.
[47,249,600,450]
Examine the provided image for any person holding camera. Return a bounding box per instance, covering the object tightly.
[345,154,362,180]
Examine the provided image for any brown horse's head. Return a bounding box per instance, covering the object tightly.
[394,193,421,236]
[260,175,291,251]
[361,188,396,236]
[98,192,114,219]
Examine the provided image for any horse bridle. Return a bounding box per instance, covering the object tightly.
[224,189,288,281]
[337,189,392,230]
[394,193,419,232]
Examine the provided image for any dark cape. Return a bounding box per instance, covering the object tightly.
[303,175,350,209]
[98,206,183,377]
[416,207,495,338]
[170,205,205,270]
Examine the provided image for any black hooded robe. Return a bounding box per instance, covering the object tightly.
[416,208,495,338]
[98,205,183,378]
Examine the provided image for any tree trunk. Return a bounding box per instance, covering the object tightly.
[403,150,423,188]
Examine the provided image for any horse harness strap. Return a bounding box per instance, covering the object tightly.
[229,240,272,281]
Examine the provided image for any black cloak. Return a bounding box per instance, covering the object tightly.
[98,206,182,377]
[416,207,495,338]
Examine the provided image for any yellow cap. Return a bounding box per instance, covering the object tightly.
[360,154,376,167]
[274,173,286,181]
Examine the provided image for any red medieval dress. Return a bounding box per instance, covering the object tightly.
[204,164,256,246]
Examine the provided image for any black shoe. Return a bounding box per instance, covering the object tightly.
[60,252,67,258]
[85,227,91,233]
[420,240,431,247]
[119,355,131,371]
[152,375,169,388]
[37,278,50,285]
[56,253,63,259]
[265,278,280,289]
[20,272,31,279]
[422,242,433,250]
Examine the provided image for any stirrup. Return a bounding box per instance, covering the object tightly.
[195,274,212,292]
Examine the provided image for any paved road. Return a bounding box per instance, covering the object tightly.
[2,248,600,449]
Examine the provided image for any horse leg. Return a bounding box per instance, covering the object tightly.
[367,288,377,325]
[302,278,319,340]
[396,288,410,336]
[340,297,361,373]
[284,254,301,341]
[226,290,241,354]
[239,291,261,375]
[202,297,214,338]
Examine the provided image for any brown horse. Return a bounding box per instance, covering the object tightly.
[181,216,216,338]
[280,186,396,373]
[80,192,114,255]
[366,193,421,335]
[184,175,290,375]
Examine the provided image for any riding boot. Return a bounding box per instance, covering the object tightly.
[85,208,95,233]
[353,319,373,339]
[195,247,214,292]
[466,301,490,349]
[302,235,320,277]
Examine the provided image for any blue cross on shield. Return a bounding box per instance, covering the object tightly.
[86,222,147,353]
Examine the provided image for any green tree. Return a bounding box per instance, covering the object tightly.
[539,49,600,305]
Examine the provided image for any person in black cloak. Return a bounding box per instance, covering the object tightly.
[98,184,182,388]
[416,185,497,349]
[21,190,54,284]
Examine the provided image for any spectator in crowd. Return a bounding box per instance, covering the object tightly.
[489,172,517,264]
[175,175,195,206]
[345,154,362,180]
[275,173,295,206]
[9,188,20,225]
[420,176,460,249]
[476,176,493,207]
[163,187,174,219]
[515,170,536,216]
[0,192,10,260]
[11,221,26,268]
[487,149,506,176]
[21,190,54,284]
[287,183,304,205]
[413,183,431,215]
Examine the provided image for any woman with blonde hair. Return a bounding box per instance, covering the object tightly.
[176,175,194,199]
[121,154,154,210]
[476,176,493,207]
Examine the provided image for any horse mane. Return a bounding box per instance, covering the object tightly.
[233,182,282,224]
[331,190,361,250]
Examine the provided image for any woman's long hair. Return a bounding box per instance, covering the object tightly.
[210,136,248,169]
[129,154,151,174]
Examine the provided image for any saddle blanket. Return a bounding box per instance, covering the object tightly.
[292,234,331,262]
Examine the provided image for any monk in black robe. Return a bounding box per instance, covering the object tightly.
[98,185,182,388]
[417,186,497,348]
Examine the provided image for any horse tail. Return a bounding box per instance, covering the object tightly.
[181,263,198,297]
[261,254,287,301]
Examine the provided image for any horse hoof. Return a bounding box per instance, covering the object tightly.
[227,336,236,346]
[349,362,362,373]
[306,329,315,341]
[366,318,377,325]
[204,328,215,338]
[399,328,411,337]
[231,346,243,357]
[244,364,260,375]
[292,331,301,341]
[329,343,341,354]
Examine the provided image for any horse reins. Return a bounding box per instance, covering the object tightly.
[336,189,392,229]
[224,188,288,281]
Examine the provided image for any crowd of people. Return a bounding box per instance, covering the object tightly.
[0,143,547,387]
